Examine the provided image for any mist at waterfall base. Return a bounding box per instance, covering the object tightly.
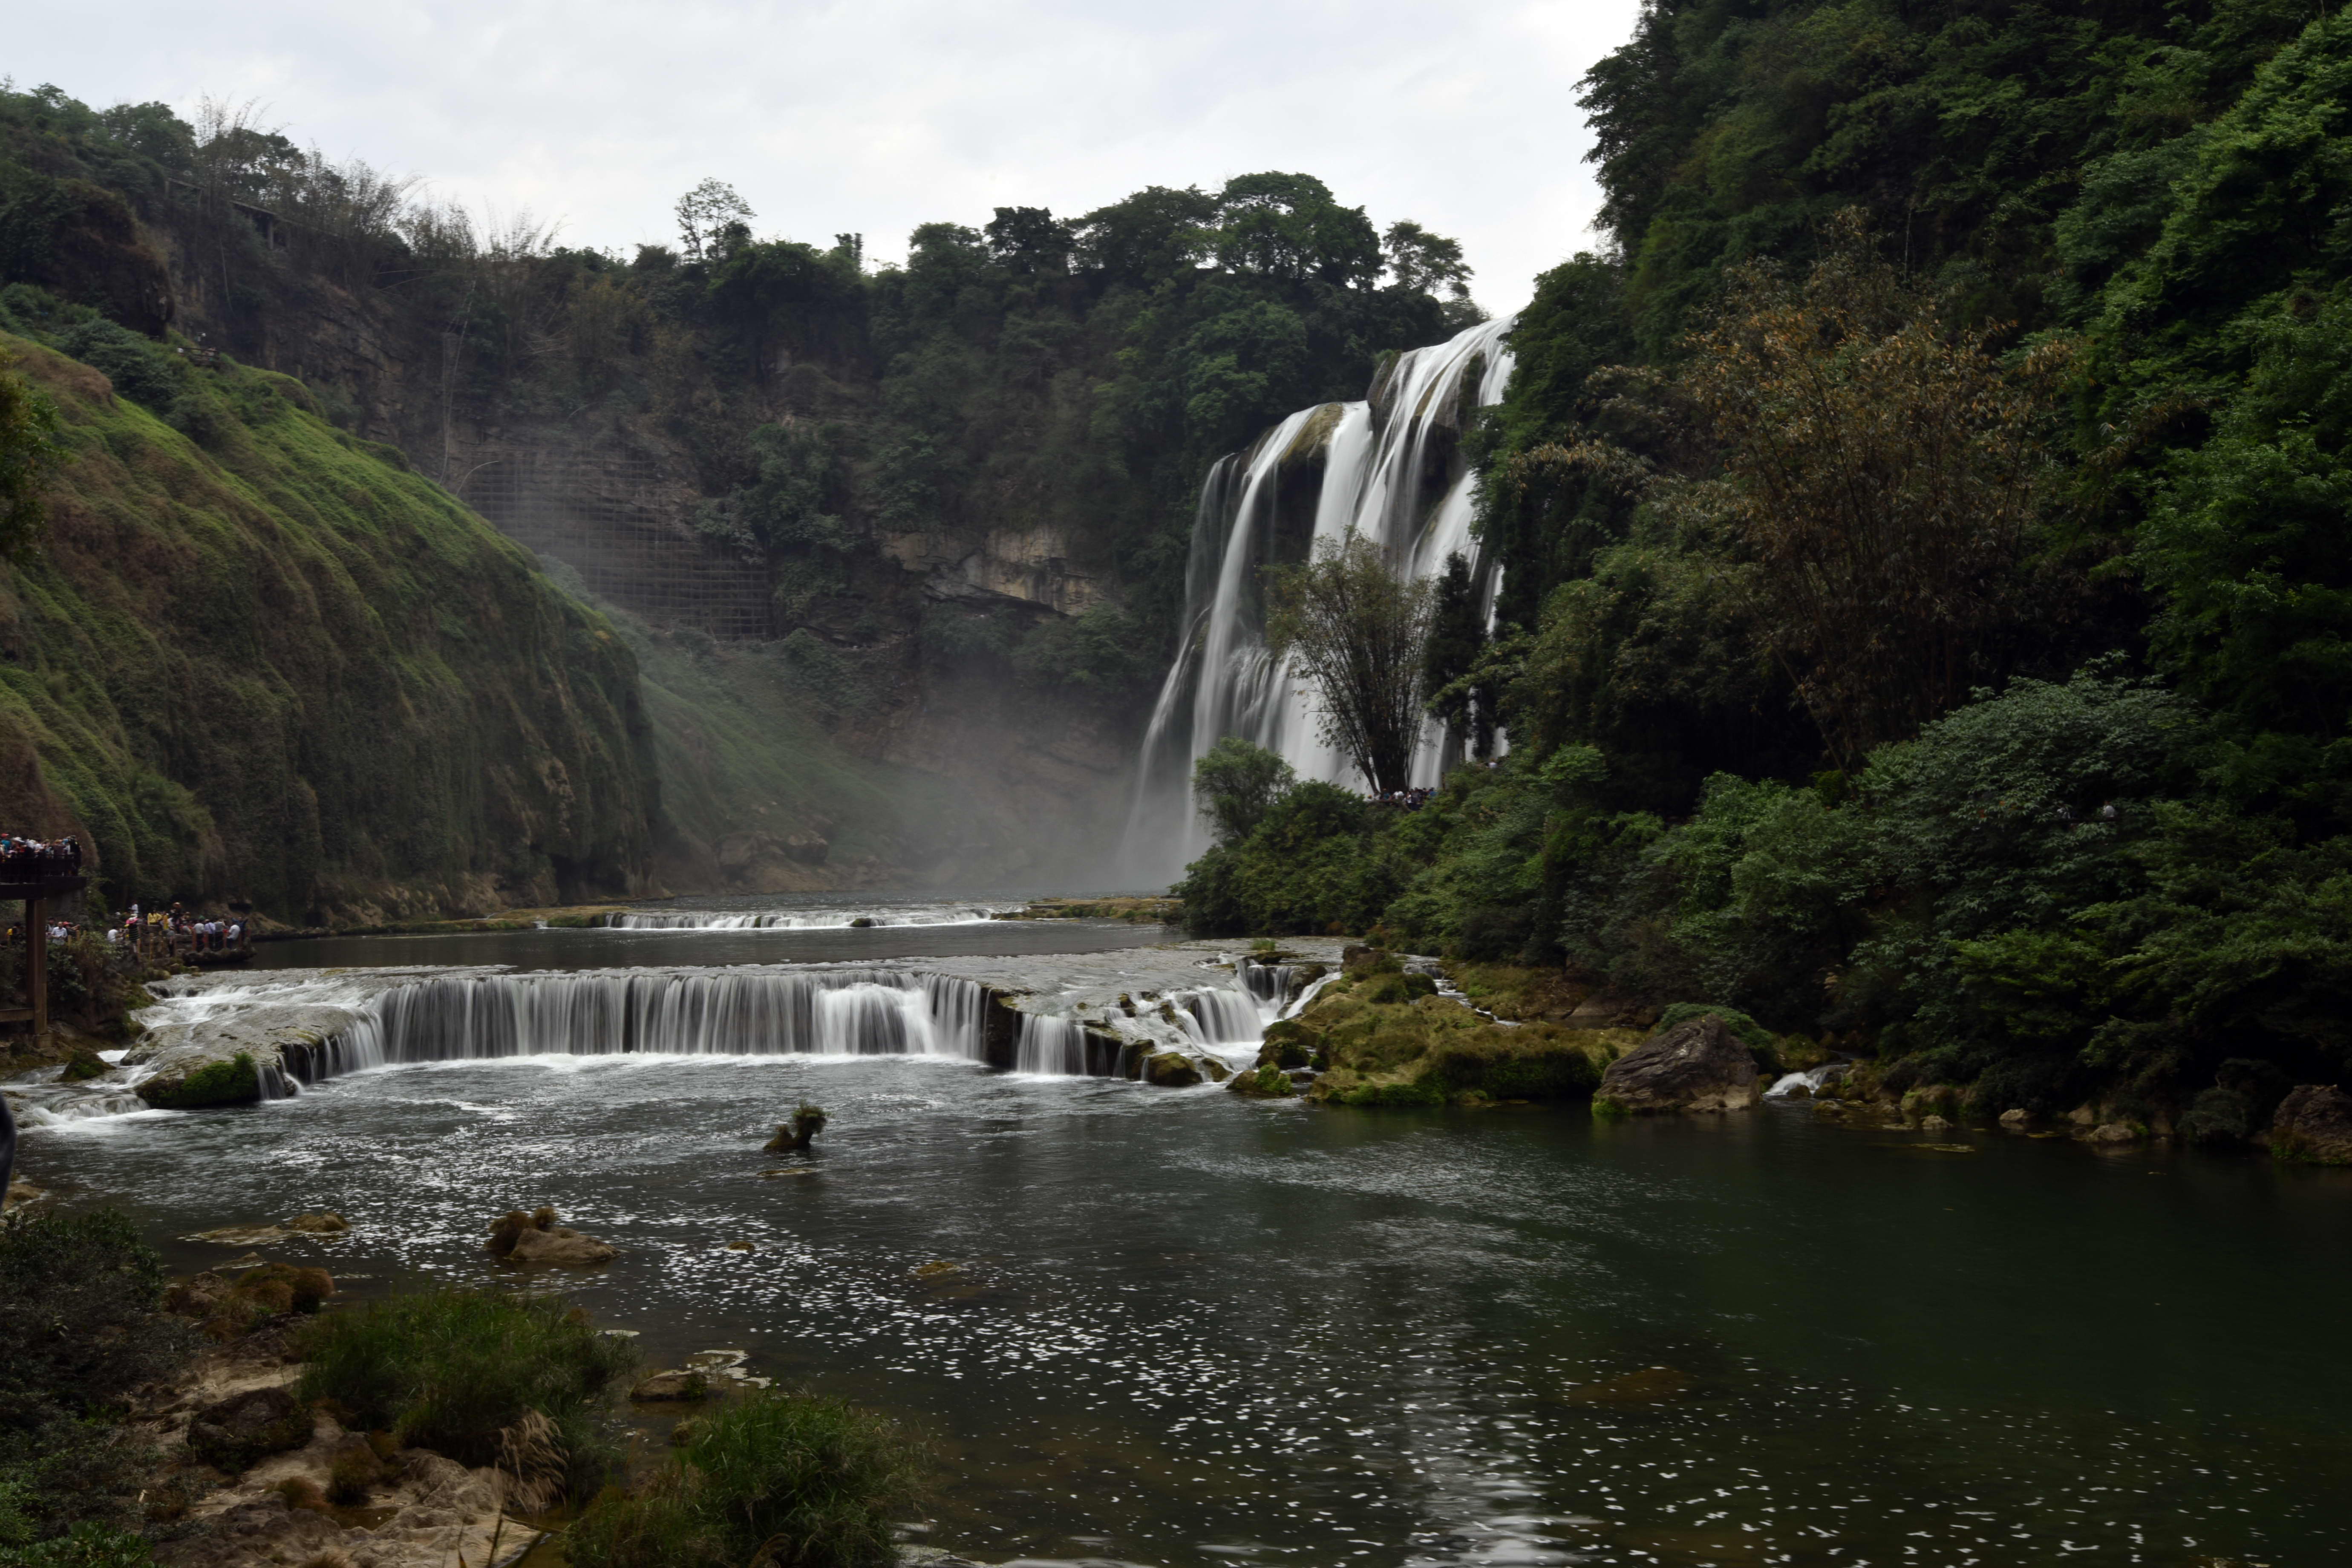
[29,1053,2350,1566]
[1123,317,1518,886]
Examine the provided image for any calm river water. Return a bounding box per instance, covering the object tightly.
[16,904,2351,1567]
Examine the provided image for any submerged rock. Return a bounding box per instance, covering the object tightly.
[487,1205,614,1266]
[186,1386,312,1471]
[284,1211,349,1235]
[630,1369,713,1402]
[2270,1084,2352,1164]
[1593,1014,1760,1115]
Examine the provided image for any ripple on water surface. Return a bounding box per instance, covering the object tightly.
[20,1044,2352,1565]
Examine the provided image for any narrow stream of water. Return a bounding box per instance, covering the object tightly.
[11,903,2349,1567]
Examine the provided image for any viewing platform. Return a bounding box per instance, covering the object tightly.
[1,868,89,1036]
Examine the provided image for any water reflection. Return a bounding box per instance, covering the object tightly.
[20,1051,2350,1566]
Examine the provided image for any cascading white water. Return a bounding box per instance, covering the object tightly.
[288,969,993,1085]
[1014,1014,1090,1075]
[1181,990,1265,1046]
[1122,317,1518,883]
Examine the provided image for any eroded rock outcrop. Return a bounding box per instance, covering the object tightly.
[1595,1014,1761,1115]
[2270,1084,2352,1164]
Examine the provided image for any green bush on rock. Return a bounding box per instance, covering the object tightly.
[568,1389,921,1568]
[296,1287,636,1499]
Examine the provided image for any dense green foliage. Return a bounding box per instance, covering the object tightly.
[296,1286,637,1498]
[1186,0,2352,1124]
[568,1390,921,1568]
[0,315,653,919]
[0,1210,192,1550]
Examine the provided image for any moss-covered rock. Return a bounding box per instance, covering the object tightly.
[1284,986,1627,1108]
[137,1049,259,1108]
[1227,1062,1296,1098]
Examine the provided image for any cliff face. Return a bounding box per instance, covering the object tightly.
[0,335,657,922]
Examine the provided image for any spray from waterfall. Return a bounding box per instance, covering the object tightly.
[1122,317,1518,883]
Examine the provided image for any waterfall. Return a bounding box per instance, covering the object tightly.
[1015,1014,1089,1075]
[1122,317,1518,882]
[284,969,993,1086]
[1181,989,1265,1047]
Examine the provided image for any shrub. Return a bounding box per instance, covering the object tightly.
[0,1520,152,1568]
[568,1390,921,1568]
[0,1209,189,1425]
[0,1211,190,1545]
[296,1289,635,1498]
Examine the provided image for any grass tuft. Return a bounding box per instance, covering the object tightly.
[295,1288,634,1499]
[568,1389,921,1568]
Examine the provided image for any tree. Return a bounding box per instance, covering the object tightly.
[1382,220,1472,300]
[1192,737,1296,845]
[1264,533,1436,794]
[0,349,59,559]
[983,206,1072,274]
[674,178,753,263]
[1421,553,1493,757]
[1665,215,2056,770]
[1211,173,1381,289]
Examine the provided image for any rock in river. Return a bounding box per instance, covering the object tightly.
[1594,1014,1760,1115]
[487,1205,615,1266]
[2270,1084,2352,1164]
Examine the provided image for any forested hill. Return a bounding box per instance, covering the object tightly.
[0,84,1482,885]
[1189,3,2352,1127]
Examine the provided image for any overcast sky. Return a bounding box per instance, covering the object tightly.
[18,0,1639,313]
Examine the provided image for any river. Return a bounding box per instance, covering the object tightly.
[11,899,2349,1566]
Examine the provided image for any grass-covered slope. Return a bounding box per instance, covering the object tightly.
[0,333,657,920]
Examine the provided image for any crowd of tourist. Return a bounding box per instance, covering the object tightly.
[1,901,249,956]
[1372,787,1437,810]
[0,834,83,882]
[112,904,249,954]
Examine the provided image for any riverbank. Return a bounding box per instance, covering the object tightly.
[0,1206,971,1568]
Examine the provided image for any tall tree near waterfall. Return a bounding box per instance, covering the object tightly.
[1264,534,1437,795]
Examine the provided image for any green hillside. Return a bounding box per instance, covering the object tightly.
[0,317,656,922]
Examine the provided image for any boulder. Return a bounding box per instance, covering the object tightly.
[1143,1052,1202,1088]
[507,1223,616,1267]
[489,1205,614,1266]
[763,1104,827,1153]
[2086,1122,2142,1145]
[185,1386,312,1471]
[1998,1109,2030,1131]
[2270,1084,2352,1164]
[629,1370,712,1402]
[284,1211,349,1234]
[1594,1014,1760,1114]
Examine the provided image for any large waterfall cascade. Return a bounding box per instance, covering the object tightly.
[1123,316,1518,882]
